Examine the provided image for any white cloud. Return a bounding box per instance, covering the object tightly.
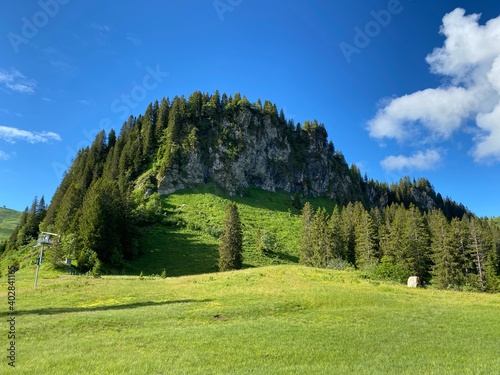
[0,150,10,161]
[367,8,500,163]
[381,150,442,171]
[474,103,500,161]
[0,125,61,144]
[0,68,37,94]
[368,87,475,141]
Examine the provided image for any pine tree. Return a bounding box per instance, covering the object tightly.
[467,217,497,291]
[327,206,346,263]
[155,97,170,140]
[354,206,378,270]
[157,96,186,176]
[141,103,156,158]
[468,217,488,290]
[429,210,461,289]
[299,202,314,266]
[218,203,243,271]
[311,207,329,267]
[377,204,409,282]
[404,204,430,279]
[78,179,133,269]
[340,202,356,265]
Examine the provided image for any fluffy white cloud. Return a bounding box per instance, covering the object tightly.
[381,150,442,171]
[0,125,61,144]
[0,68,37,94]
[368,87,475,140]
[368,8,500,163]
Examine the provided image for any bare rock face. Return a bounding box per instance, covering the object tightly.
[155,107,446,213]
[410,188,436,211]
[157,108,357,202]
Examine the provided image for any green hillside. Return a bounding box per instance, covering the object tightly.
[2,265,499,374]
[124,185,333,276]
[0,207,21,242]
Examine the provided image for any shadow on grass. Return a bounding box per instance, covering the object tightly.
[263,250,299,264]
[169,185,302,215]
[3,299,212,316]
[124,227,219,277]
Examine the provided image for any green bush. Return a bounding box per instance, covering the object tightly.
[375,256,409,283]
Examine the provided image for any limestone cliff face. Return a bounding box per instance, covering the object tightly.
[157,108,359,202]
[153,105,453,214]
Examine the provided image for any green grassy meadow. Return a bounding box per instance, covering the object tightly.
[2,190,499,373]
[124,186,333,277]
[2,265,500,374]
[0,207,21,242]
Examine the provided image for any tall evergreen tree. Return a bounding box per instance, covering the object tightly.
[155,97,170,140]
[78,179,136,270]
[404,204,430,279]
[354,205,378,270]
[299,202,314,266]
[310,207,330,267]
[467,217,497,291]
[327,206,346,262]
[340,202,357,265]
[218,203,243,271]
[429,210,461,289]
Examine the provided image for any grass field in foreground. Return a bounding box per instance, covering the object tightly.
[1,265,500,374]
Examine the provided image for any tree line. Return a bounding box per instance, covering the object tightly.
[300,202,500,292]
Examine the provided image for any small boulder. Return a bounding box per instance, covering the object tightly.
[407,276,420,288]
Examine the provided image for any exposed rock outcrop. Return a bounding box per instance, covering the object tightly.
[157,108,358,203]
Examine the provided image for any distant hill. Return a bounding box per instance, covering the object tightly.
[0,207,22,242]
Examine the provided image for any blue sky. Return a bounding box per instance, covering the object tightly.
[1,0,499,217]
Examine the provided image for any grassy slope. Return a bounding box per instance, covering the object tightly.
[125,186,334,276]
[0,207,21,242]
[2,265,500,374]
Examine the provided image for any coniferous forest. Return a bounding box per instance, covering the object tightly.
[300,201,500,292]
[1,91,499,292]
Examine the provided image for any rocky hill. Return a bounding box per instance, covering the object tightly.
[156,107,358,202]
[124,91,465,216]
[1,91,470,271]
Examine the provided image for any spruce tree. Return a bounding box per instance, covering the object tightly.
[299,202,314,266]
[429,210,460,289]
[467,217,497,291]
[311,207,329,267]
[340,202,356,265]
[404,204,430,279]
[468,217,487,290]
[218,203,243,271]
[327,206,346,262]
[354,206,378,270]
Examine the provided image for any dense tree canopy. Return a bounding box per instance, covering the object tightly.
[300,202,500,292]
